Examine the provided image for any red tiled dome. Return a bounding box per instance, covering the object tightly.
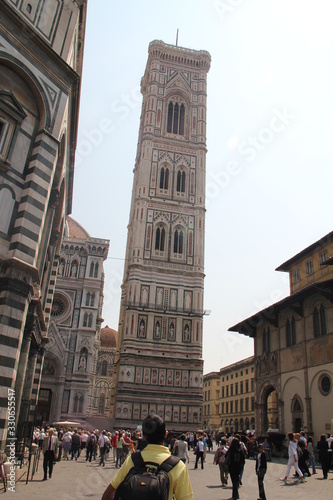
[65,216,90,239]
[100,326,117,348]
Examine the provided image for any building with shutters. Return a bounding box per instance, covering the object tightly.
[229,232,333,441]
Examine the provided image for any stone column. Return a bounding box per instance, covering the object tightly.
[19,349,38,423]
[28,345,46,422]
[14,333,32,424]
[278,399,285,434]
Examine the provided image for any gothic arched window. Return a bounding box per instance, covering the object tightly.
[83,312,88,327]
[78,395,84,413]
[314,304,327,336]
[313,306,320,337]
[160,166,169,189]
[94,263,99,278]
[90,292,95,307]
[167,101,185,135]
[86,292,90,307]
[320,304,327,336]
[291,316,296,344]
[173,230,183,254]
[101,360,107,376]
[89,262,94,277]
[176,170,186,193]
[155,227,166,251]
[88,313,93,328]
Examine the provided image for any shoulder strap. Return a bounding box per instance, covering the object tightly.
[131,451,146,468]
[132,452,179,473]
[158,455,180,473]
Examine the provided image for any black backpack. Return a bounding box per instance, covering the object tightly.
[114,451,179,500]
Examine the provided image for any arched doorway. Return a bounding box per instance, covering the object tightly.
[262,385,279,432]
[291,395,303,432]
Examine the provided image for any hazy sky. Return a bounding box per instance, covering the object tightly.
[72,0,333,374]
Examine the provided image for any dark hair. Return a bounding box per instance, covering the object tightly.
[308,436,313,443]
[179,434,186,441]
[228,437,240,453]
[142,415,165,444]
[288,432,294,441]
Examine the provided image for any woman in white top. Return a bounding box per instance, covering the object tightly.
[174,434,189,464]
[280,432,304,482]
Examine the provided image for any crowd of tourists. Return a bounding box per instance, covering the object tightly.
[212,430,333,500]
[33,424,333,499]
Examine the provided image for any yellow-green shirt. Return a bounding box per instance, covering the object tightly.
[111,444,193,500]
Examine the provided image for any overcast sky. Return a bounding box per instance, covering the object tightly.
[72,0,333,374]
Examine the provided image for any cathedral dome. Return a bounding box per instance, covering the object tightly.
[64,216,90,239]
[100,326,117,348]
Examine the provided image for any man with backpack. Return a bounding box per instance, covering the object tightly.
[101,415,193,500]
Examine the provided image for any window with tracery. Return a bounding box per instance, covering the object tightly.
[159,166,169,190]
[313,304,327,337]
[155,227,166,252]
[173,230,183,254]
[101,360,107,376]
[73,394,84,413]
[286,316,296,346]
[176,170,186,193]
[167,101,185,135]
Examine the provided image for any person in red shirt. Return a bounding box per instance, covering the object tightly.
[111,432,118,462]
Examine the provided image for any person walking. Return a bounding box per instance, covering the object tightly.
[280,432,304,483]
[175,434,190,464]
[111,432,118,462]
[317,433,329,479]
[225,437,245,500]
[194,437,204,469]
[255,443,267,500]
[98,430,107,467]
[86,432,96,462]
[71,429,81,460]
[307,436,316,475]
[213,437,229,486]
[62,429,72,460]
[42,428,58,481]
[203,433,208,462]
[101,415,193,500]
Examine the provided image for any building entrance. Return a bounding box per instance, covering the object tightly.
[36,389,52,425]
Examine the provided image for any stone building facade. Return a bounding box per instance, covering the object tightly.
[38,216,110,425]
[0,0,87,447]
[203,356,255,434]
[110,40,211,430]
[229,231,333,441]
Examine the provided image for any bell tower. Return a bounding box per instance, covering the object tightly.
[110,40,211,429]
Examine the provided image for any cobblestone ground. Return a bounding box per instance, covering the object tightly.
[2,451,332,499]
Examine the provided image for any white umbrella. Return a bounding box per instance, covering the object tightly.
[52,421,81,427]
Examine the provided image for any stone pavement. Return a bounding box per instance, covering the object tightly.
[3,451,332,499]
